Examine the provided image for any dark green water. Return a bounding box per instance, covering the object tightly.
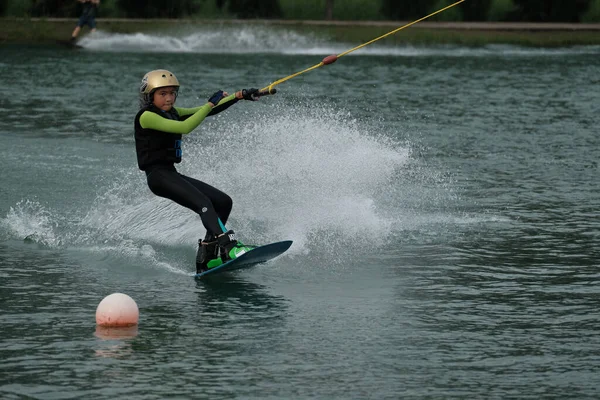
[1,29,599,399]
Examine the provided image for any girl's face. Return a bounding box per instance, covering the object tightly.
[153,86,178,111]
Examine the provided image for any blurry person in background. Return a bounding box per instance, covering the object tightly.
[71,0,100,42]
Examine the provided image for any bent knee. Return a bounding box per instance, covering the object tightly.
[223,195,233,209]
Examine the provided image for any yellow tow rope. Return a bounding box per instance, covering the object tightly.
[259,0,465,95]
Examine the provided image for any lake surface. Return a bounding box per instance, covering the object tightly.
[1,28,599,399]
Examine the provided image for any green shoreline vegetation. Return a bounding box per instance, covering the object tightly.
[1,18,600,47]
[2,0,600,47]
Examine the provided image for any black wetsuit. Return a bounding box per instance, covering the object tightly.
[78,1,98,29]
[134,100,238,237]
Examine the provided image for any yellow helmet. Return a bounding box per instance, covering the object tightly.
[140,69,180,94]
[139,69,179,108]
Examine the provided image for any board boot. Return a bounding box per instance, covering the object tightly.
[215,230,255,265]
[196,238,219,274]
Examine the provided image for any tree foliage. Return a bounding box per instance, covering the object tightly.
[582,0,600,21]
[507,0,592,22]
[225,0,282,18]
[381,0,437,20]
[29,0,76,17]
[1,0,596,22]
[116,0,201,18]
[381,0,592,21]
[460,0,492,21]
[488,0,516,21]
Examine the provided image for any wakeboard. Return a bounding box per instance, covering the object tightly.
[194,240,292,279]
[56,40,83,49]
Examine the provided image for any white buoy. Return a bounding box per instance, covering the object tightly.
[95,325,139,340]
[95,293,139,327]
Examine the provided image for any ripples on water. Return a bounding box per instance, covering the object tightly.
[0,29,599,398]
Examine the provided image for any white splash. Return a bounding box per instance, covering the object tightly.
[79,104,410,257]
[78,29,600,57]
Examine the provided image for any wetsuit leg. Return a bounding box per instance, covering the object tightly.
[146,167,230,235]
[179,175,233,225]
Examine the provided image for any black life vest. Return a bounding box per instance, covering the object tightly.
[134,105,184,171]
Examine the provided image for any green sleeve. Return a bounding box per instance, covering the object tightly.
[175,105,210,117]
[139,104,212,135]
[176,93,238,116]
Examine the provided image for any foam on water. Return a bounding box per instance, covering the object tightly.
[79,28,331,54]
[185,104,408,248]
[2,200,62,247]
[79,104,412,257]
[78,29,600,57]
[1,102,500,270]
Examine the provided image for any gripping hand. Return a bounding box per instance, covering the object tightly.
[208,90,226,106]
[241,88,260,101]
